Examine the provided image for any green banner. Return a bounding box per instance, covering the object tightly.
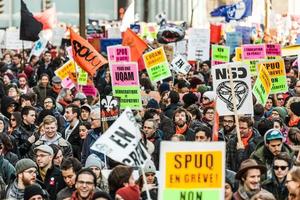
[212,45,230,62]
[163,189,221,200]
[112,86,142,109]
[147,62,171,82]
[270,76,288,94]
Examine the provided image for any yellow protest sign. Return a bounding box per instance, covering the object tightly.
[235,47,242,61]
[55,59,76,80]
[159,142,225,200]
[143,47,166,68]
[253,65,272,106]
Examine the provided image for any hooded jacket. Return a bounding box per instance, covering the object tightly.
[0,96,18,119]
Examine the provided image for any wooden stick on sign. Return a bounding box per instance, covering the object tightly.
[227,65,242,145]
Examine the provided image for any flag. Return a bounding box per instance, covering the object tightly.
[210,0,253,22]
[120,0,135,32]
[34,5,57,30]
[122,28,148,62]
[20,0,43,42]
[70,28,107,76]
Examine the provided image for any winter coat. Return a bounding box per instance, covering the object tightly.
[262,176,289,200]
[0,155,15,185]
[226,129,262,172]
[0,96,18,119]
[33,83,52,107]
[36,165,66,200]
[5,179,24,200]
[164,103,179,119]
[63,121,82,160]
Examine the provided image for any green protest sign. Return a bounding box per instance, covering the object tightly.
[77,68,88,85]
[146,62,171,82]
[112,86,142,109]
[212,45,230,63]
[252,65,272,106]
[163,189,221,199]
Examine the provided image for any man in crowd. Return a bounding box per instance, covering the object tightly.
[226,116,261,172]
[250,129,294,179]
[57,157,82,199]
[172,107,194,141]
[71,168,97,199]
[64,104,81,159]
[194,125,212,142]
[6,158,38,199]
[34,144,65,200]
[218,115,236,142]
[28,115,73,159]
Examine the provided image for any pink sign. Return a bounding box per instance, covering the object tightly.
[211,60,226,66]
[107,46,131,62]
[82,85,98,96]
[266,44,281,56]
[61,77,75,89]
[242,44,266,60]
[110,62,139,86]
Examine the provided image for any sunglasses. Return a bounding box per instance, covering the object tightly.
[274,165,288,170]
[10,118,16,121]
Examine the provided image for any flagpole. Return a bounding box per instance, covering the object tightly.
[22,41,25,71]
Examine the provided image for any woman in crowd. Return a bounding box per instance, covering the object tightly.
[286,167,300,200]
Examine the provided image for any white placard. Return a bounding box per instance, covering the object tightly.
[211,62,253,116]
[51,27,65,46]
[170,55,191,75]
[5,29,33,49]
[187,28,210,61]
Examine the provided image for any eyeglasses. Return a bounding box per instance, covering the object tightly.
[44,101,53,104]
[77,180,94,186]
[10,118,16,121]
[277,98,284,101]
[274,165,288,171]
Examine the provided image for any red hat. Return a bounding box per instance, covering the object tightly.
[116,185,140,200]
[18,73,28,80]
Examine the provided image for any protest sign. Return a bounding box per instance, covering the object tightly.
[257,58,288,94]
[70,28,107,76]
[235,26,251,44]
[61,77,75,89]
[211,45,230,66]
[159,141,225,200]
[82,85,98,96]
[226,32,242,55]
[55,59,76,80]
[107,45,131,62]
[170,55,191,75]
[66,46,73,59]
[266,44,281,56]
[113,86,142,109]
[91,108,151,167]
[253,65,272,106]
[51,27,65,46]
[100,38,122,54]
[170,39,187,59]
[77,68,88,85]
[107,27,122,38]
[211,62,253,116]
[242,44,266,75]
[5,29,33,49]
[143,47,171,82]
[30,37,48,57]
[100,96,120,122]
[163,44,174,63]
[110,62,139,86]
[187,28,210,61]
[210,24,222,44]
[234,47,242,62]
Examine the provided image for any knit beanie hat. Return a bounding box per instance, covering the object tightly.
[272,107,288,121]
[24,184,45,200]
[85,154,105,169]
[116,185,140,200]
[291,101,300,116]
[138,160,156,177]
[146,99,160,109]
[159,82,170,94]
[202,91,216,102]
[15,158,37,174]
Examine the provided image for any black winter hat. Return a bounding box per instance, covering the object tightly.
[24,184,45,200]
[291,101,300,116]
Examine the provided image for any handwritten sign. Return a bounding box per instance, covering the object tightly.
[253,65,272,106]
[55,60,76,80]
[110,62,139,86]
[107,45,131,62]
[266,44,281,56]
[242,44,266,60]
[82,85,98,96]
[212,45,230,66]
[113,86,142,109]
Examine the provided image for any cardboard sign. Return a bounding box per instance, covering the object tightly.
[211,62,253,116]
[187,28,210,61]
[91,108,151,167]
[159,141,225,200]
[77,68,88,85]
[212,45,230,66]
[107,45,131,62]
[5,29,33,49]
[55,59,76,80]
[253,65,272,106]
[242,44,266,60]
[100,96,120,122]
[266,44,281,56]
[61,77,75,89]
[113,86,142,109]
[257,58,288,94]
[170,55,191,75]
[244,59,261,75]
[110,62,139,86]
[143,47,171,82]
[30,37,48,57]
[82,85,98,96]
[226,32,242,55]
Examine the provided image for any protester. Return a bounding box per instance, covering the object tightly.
[286,167,300,200]
[24,184,48,200]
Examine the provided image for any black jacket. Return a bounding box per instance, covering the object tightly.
[63,121,82,160]
[37,165,65,200]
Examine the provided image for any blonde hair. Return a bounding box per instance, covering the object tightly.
[42,115,57,125]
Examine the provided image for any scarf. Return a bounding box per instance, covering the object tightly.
[237,184,259,200]
[289,115,300,127]
[176,124,188,135]
[241,130,253,148]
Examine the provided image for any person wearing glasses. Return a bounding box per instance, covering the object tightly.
[285,167,300,200]
[250,129,294,180]
[72,168,97,200]
[34,144,65,200]
[262,152,292,200]
[218,115,236,142]
[6,158,37,199]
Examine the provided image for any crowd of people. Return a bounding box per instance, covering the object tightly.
[0,34,299,200]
